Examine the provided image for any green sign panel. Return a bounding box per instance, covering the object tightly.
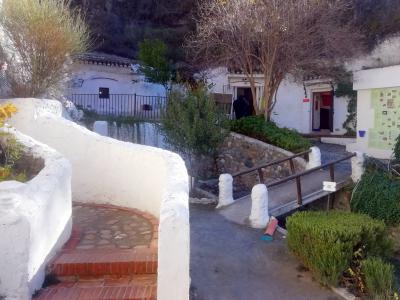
[369,88,400,150]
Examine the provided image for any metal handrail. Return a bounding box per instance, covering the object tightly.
[68,93,167,119]
[70,93,167,98]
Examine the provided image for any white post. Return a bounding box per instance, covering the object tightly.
[93,121,108,136]
[217,174,234,208]
[249,184,270,229]
[307,146,321,170]
[351,151,365,183]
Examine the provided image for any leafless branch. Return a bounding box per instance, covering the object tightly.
[187,0,363,119]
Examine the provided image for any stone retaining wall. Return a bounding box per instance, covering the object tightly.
[194,133,307,193]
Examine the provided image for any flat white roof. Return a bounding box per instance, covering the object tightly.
[353,64,400,91]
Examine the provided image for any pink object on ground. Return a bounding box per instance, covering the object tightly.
[264,216,278,236]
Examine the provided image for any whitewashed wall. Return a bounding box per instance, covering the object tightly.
[0,128,72,299]
[333,96,349,135]
[207,68,348,134]
[67,63,166,97]
[272,79,310,133]
[6,98,190,300]
[347,65,400,159]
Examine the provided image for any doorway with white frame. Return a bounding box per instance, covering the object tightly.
[312,90,334,133]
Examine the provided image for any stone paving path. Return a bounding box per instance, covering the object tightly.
[73,204,154,250]
[34,203,158,300]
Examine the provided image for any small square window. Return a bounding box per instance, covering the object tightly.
[99,87,109,99]
[142,104,153,111]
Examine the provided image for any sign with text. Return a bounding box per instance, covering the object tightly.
[323,181,337,192]
[369,88,400,150]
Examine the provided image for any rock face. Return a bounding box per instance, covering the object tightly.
[71,0,195,60]
[71,0,400,60]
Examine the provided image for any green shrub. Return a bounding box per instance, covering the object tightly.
[0,133,26,182]
[351,169,400,225]
[159,86,228,157]
[286,211,391,286]
[394,134,400,162]
[361,257,396,299]
[230,116,310,152]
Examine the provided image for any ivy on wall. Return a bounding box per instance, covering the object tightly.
[335,77,357,136]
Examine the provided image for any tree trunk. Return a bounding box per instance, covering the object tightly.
[248,76,260,115]
[262,81,273,121]
[263,78,283,121]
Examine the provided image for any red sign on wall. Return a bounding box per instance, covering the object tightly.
[303,98,310,103]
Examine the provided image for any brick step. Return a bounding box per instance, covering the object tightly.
[49,249,157,278]
[33,275,157,300]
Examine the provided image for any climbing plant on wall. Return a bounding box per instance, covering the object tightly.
[335,76,357,136]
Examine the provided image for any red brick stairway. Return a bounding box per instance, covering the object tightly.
[34,203,158,300]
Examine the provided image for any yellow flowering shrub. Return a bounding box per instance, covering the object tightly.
[0,102,17,127]
[0,166,11,180]
[0,102,23,182]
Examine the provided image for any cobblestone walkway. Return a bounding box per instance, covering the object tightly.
[34,203,158,300]
[72,204,154,250]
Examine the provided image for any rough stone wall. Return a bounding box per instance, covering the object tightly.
[217,133,306,190]
[193,133,307,192]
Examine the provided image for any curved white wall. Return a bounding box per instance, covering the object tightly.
[0,128,72,299]
[6,98,190,300]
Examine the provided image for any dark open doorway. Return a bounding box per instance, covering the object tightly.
[312,91,334,132]
[237,87,254,115]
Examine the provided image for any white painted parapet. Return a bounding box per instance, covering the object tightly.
[157,151,190,300]
[249,184,270,229]
[93,120,108,136]
[0,128,72,298]
[6,98,190,300]
[351,151,365,182]
[0,182,30,300]
[217,173,234,208]
[307,146,322,170]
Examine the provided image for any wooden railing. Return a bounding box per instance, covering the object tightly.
[232,149,311,183]
[266,153,356,206]
[233,151,356,207]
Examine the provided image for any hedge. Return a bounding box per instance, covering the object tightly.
[361,257,396,299]
[230,116,310,152]
[351,169,400,225]
[286,211,391,286]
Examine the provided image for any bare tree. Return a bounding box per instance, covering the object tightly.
[188,0,363,120]
[0,0,90,97]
